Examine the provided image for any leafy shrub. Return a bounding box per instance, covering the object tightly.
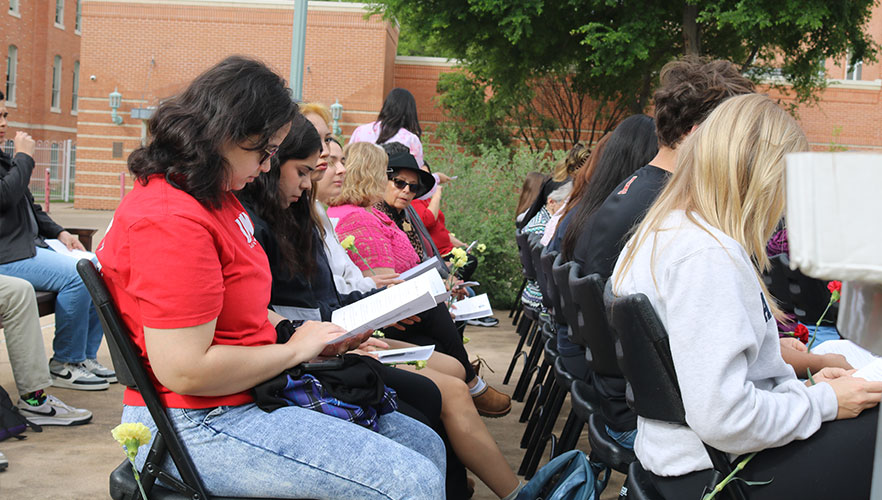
[425,138,561,309]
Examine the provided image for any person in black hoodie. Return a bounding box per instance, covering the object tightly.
[237,115,523,500]
[0,92,114,390]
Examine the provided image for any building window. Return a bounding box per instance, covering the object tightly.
[51,143,59,170]
[845,50,863,81]
[75,0,82,32]
[71,61,79,113]
[9,0,19,15]
[51,55,62,110]
[5,45,16,105]
[55,0,64,27]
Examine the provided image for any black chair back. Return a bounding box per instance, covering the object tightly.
[570,271,620,377]
[76,260,210,499]
[605,286,684,423]
[529,235,554,311]
[516,231,537,281]
[540,249,559,319]
[607,284,747,500]
[763,253,838,325]
[551,254,576,328]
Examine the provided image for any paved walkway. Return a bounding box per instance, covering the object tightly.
[0,204,624,499]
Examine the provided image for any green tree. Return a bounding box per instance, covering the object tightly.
[372,0,878,149]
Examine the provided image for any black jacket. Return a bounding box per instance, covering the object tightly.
[0,151,64,265]
[243,204,374,322]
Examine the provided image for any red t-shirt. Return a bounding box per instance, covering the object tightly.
[96,176,276,409]
[411,199,453,254]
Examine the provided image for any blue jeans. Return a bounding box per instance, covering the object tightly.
[123,404,447,499]
[606,425,636,450]
[0,247,103,363]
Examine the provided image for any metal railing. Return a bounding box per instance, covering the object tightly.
[2,139,77,202]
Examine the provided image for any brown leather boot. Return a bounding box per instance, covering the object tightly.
[472,384,512,418]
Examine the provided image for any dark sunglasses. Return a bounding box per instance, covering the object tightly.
[390,177,420,193]
[258,145,279,165]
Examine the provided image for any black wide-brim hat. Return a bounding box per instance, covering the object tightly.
[386,151,436,198]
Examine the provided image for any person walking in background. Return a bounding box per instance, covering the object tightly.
[349,88,424,167]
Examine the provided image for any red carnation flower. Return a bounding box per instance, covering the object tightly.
[827,281,842,294]
[794,324,810,344]
[827,281,842,303]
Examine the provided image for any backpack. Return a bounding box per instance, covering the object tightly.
[516,450,610,500]
[0,384,41,441]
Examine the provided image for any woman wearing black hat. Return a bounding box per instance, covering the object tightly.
[373,150,437,259]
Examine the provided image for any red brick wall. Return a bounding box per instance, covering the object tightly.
[1,0,80,145]
[74,0,397,209]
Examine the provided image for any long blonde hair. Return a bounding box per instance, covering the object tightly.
[614,94,808,318]
[331,142,388,207]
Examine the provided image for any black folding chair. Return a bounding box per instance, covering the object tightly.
[763,253,839,326]
[76,259,288,500]
[567,265,635,474]
[607,287,748,500]
[504,231,541,385]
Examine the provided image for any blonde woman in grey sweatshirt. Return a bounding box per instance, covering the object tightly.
[612,94,882,499]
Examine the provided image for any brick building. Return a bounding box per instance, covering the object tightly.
[17,0,882,209]
[2,0,82,145]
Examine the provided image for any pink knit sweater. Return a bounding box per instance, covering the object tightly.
[327,204,420,274]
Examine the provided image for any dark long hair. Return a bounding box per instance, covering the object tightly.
[128,56,298,208]
[237,115,322,277]
[376,88,422,144]
[561,114,658,260]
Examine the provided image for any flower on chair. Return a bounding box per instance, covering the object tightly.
[112,423,152,500]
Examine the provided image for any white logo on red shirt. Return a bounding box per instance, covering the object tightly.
[234,212,255,245]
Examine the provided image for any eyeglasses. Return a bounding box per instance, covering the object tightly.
[258,146,279,165]
[390,178,420,193]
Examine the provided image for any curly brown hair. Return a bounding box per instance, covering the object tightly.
[653,57,755,149]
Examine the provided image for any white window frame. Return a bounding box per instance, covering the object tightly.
[51,55,62,112]
[71,60,79,114]
[5,45,17,106]
[845,59,863,81]
[55,0,64,29]
[75,0,82,34]
[9,0,20,17]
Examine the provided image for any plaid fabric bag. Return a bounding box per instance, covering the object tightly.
[252,354,398,431]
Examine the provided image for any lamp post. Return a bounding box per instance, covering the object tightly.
[109,88,123,125]
[330,99,343,136]
[290,0,308,101]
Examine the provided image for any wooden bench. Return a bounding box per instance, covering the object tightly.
[10,228,98,322]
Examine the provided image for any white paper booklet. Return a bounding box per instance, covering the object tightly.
[374,345,435,364]
[46,239,97,261]
[451,293,492,321]
[811,339,882,382]
[328,269,449,344]
[398,256,443,281]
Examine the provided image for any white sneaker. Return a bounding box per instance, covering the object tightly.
[82,358,118,383]
[16,395,92,426]
[0,451,7,471]
[49,360,109,391]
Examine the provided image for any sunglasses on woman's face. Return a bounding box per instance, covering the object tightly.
[258,146,279,165]
[390,178,420,193]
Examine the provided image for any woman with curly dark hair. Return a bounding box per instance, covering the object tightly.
[97,56,446,499]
